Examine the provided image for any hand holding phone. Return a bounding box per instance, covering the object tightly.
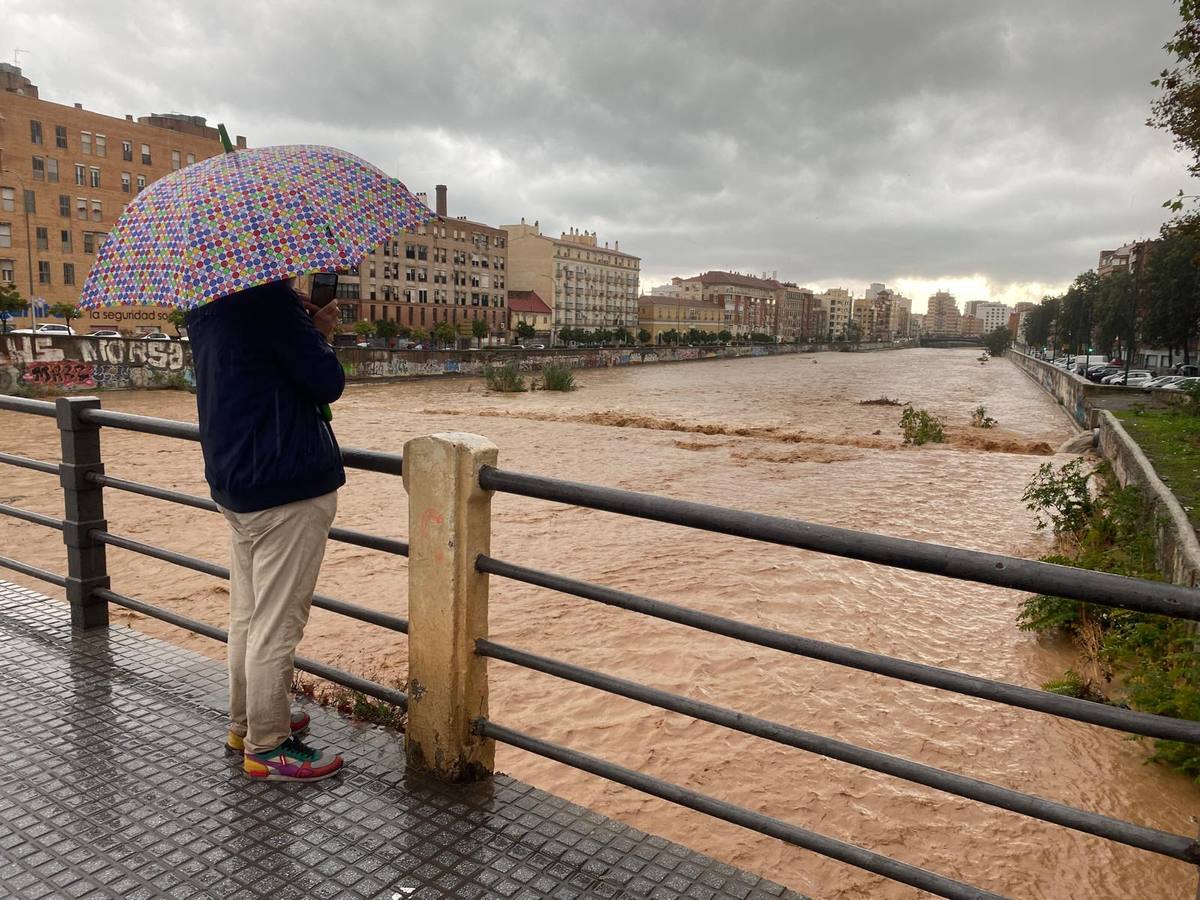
[310,272,339,307]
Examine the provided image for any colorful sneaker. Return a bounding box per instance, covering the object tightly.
[225,710,311,755]
[243,736,344,782]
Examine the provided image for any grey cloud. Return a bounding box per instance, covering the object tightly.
[8,0,1196,305]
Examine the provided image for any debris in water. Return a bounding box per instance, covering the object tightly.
[859,397,905,406]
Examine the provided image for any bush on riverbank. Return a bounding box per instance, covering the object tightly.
[1019,460,1200,780]
[541,362,576,391]
[484,362,526,392]
[899,407,945,445]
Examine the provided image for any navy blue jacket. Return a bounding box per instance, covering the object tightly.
[186,281,346,513]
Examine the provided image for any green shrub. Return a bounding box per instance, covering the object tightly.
[899,407,946,445]
[1021,459,1093,537]
[541,362,576,391]
[483,362,526,392]
[970,405,997,428]
[1168,379,1200,416]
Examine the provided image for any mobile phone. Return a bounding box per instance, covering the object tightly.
[310,272,338,307]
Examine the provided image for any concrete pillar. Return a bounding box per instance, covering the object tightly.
[402,432,497,781]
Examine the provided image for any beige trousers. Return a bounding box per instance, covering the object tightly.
[220,491,338,754]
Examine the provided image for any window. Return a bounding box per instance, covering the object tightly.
[121,172,131,193]
[0,259,12,282]
[60,230,71,252]
[81,132,92,155]
[32,156,44,181]
[59,194,70,217]
[35,227,48,250]
[141,144,151,165]
[186,153,195,166]
[91,200,102,222]
[23,191,35,214]
[122,141,132,162]
[136,175,146,193]
[38,261,51,284]
[94,134,106,158]
[171,150,181,170]
[0,188,12,212]
[63,262,75,285]
[75,164,85,186]
[0,225,10,248]
[77,198,87,220]
[30,120,42,145]
[46,158,59,183]
[55,125,67,149]
[89,166,101,189]
[83,232,95,254]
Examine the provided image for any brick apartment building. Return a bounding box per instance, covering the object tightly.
[336,185,510,340]
[0,64,242,332]
[674,271,778,337]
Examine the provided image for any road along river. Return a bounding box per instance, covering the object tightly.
[1,348,1195,899]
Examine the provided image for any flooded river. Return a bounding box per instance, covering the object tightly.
[1,348,1196,898]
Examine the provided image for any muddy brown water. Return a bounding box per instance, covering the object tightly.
[1,348,1196,899]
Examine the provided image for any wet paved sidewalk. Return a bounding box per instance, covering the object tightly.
[0,581,805,900]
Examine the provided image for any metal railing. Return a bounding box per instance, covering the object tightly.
[1,395,1199,899]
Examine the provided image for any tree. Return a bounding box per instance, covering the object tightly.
[471,317,488,346]
[433,320,456,347]
[614,326,631,345]
[353,320,375,339]
[717,329,732,343]
[48,303,81,331]
[844,320,863,343]
[516,321,536,341]
[1023,298,1059,349]
[0,284,25,334]
[983,326,1012,357]
[1151,2,1200,206]
[1143,226,1200,364]
[375,319,399,340]
[410,327,429,347]
[166,307,188,337]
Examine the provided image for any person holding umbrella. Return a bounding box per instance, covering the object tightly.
[79,142,433,781]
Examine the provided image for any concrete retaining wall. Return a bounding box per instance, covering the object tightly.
[1,333,902,393]
[1097,410,1200,588]
[1006,350,1172,427]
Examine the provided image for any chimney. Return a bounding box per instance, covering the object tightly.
[125,114,133,121]
[74,102,82,109]
[435,184,447,217]
[236,135,247,149]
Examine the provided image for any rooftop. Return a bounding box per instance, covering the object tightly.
[506,290,553,315]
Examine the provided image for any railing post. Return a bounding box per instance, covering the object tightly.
[55,396,109,629]
[402,431,497,782]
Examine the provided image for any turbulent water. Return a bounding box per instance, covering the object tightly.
[2,348,1196,899]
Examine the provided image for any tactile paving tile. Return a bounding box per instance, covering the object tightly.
[0,581,806,899]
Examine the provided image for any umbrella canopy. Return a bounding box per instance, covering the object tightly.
[78,144,433,310]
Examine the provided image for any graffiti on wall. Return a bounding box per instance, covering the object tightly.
[0,335,192,392]
[21,360,97,388]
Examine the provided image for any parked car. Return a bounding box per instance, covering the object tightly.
[1143,375,1185,389]
[1101,370,1152,385]
[87,329,123,338]
[139,331,172,341]
[1087,366,1121,382]
[1165,377,1200,391]
[9,323,77,335]
[520,342,546,350]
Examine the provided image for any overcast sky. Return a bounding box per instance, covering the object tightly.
[5,1,1195,312]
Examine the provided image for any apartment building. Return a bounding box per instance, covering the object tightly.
[973,301,1011,336]
[338,185,509,339]
[503,220,640,336]
[815,288,853,340]
[1098,240,1155,278]
[0,64,240,332]
[674,271,778,336]
[637,294,723,342]
[926,290,961,336]
[775,282,815,341]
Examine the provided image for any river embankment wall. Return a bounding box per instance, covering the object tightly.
[0,334,901,393]
[1008,349,1200,587]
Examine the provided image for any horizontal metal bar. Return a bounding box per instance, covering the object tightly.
[81,407,201,441]
[78,407,403,475]
[478,719,1003,900]
[0,395,56,417]
[477,555,1200,745]
[478,466,1200,622]
[0,556,67,587]
[92,530,408,633]
[478,639,1199,864]
[88,472,218,512]
[93,587,407,708]
[0,452,59,475]
[0,503,64,531]
[87,473,409,556]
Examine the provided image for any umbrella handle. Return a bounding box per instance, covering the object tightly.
[217,124,236,154]
[319,403,332,423]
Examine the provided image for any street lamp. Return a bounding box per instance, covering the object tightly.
[0,158,38,329]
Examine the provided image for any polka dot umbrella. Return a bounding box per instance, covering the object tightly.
[78,144,434,311]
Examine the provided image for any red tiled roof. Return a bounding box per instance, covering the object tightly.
[507,290,552,314]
